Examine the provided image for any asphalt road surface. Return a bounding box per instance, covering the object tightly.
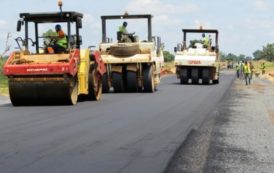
[0,71,234,173]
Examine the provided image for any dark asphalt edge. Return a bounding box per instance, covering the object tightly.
[163,75,236,173]
[201,86,245,173]
[199,85,237,173]
[194,73,236,131]
[163,128,198,173]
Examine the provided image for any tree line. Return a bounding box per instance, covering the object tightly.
[220,53,252,62]
[253,43,274,61]
[221,43,274,62]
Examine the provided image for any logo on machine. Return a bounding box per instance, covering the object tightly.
[26,68,48,72]
[188,60,202,64]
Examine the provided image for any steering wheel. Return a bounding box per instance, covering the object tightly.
[39,36,57,47]
[15,37,25,50]
[122,32,135,36]
[129,32,135,36]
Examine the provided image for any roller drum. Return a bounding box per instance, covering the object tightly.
[8,76,78,106]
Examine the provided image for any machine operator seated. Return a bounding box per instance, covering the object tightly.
[45,24,68,53]
[117,22,136,43]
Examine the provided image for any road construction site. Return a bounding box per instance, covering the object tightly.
[1,1,274,172]
[1,71,274,173]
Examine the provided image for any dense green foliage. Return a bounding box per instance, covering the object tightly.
[253,43,274,61]
[220,52,252,62]
[221,42,274,62]
[0,58,6,74]
[163,51,175,62]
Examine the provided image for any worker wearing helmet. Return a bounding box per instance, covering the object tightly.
[261,62,266,75]
[235,62,240,78]
[52,24,67,53]
[119,22,128,34]
[118,22,135,42]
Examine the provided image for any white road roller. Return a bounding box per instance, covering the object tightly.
[174,29,220,84]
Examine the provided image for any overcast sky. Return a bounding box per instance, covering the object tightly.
[0,0,273,56]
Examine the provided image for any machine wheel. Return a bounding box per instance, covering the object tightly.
[102,73,110,93]
[202,69,210,85]
[9,77,78,106]
[67,78,78,105]
[112,72,125,93]
[9,84,24,106]
[9,99,23,106]
[110,44,139,57]
[143,65,155,93]
[87,65,102,101]
[191,68,199,84]
[126,71,138,92]
[180,69,188,84]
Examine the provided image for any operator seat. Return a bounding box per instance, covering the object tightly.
[117,31,122,42]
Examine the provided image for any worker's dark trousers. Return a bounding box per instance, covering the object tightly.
[236,70,240,78]
[244,73,251,85]
[52,44,66,53]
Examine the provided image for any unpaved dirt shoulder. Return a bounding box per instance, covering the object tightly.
[166,77,274,173]
[260,70,274,83]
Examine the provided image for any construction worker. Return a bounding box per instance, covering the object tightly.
[52,24,67,53]
[118,22,135,42]
[119,22,128,34]
[202,33,210,48]
[239,61,244,80]
[243,61,251,85]
[261,62,266,75]
[235,62,240,78]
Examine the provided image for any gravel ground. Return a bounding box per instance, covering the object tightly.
[166,76,274,173]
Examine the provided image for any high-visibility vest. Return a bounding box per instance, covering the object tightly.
[119,26,127,34]
[243,64,251,74]
[203,37,210,47]
[236,64,240,70]
[56,30,67,48]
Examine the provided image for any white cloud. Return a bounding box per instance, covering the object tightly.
[125,0,198,15]
[124,0,199,32]
[254,0,269,11]
[243,17,274,44]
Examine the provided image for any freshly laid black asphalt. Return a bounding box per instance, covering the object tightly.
[0,72,234,173]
